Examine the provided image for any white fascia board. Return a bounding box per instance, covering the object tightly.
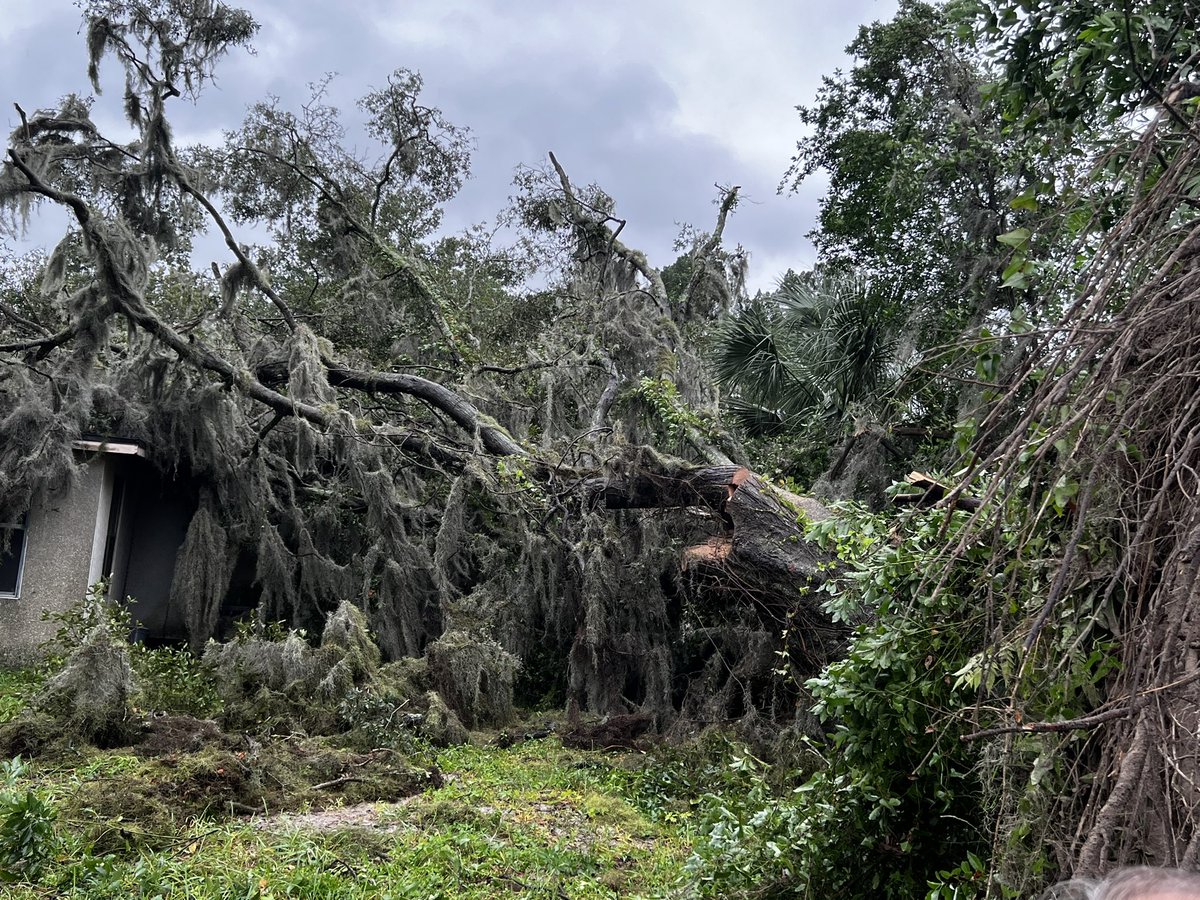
[71,439,146,458]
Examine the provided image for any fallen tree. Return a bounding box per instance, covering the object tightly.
[0,0,841,732]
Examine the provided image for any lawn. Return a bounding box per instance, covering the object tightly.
[0,700,700,898]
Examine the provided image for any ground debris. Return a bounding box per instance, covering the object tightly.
[68,726,441,853]
[133,714,229,757]
[561,713,654,750]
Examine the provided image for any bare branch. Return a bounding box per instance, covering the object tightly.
[0,325,75,355]
[169,161,298,331]
[0,298,51,336]
[548,151,670,314]
[683,184,740,318]
[960,703,1138,742]
[324,365,526,457]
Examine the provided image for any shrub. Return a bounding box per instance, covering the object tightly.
[40,587,221,720]
[0,756,56,883]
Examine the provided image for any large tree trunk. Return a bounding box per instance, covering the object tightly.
[591,464,832,581]
[591,464,845,675]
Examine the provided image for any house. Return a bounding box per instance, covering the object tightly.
[0,439,196,664]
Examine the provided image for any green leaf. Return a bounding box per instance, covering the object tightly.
[996,227,1032,248]
[1009,192,1038,212]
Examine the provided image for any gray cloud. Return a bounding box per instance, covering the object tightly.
[2,0,898,291]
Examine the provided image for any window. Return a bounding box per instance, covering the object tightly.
[0,516,28,598]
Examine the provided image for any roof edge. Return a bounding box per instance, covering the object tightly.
[71,439,146,458]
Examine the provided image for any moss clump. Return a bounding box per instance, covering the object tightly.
[35,621,137,747]
[420,690,469,746]
[315,601,381,701]
[426,629,518,729]
[375,656,429,699]
[204,601,385,735]
[204,631,316,699]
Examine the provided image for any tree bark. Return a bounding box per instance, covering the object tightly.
[590,464,833,584]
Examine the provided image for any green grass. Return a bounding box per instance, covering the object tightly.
[0,668,39,724]
[1,738,695,899]
[0,658,734,897]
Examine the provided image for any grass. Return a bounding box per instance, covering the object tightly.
[0,643,772,899]
[0,733,697,899]
[0,669,39,724]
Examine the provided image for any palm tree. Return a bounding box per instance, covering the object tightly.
[710,272,902,436]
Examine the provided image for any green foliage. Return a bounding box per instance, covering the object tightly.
[40,588,221,719]
[661,252,696,305]
[684,751,808,898]
[133,644,221,718]
[793,512,990,896]
[682,503,993,897]
[0,672,39,725]
[711,272,903,434]
[744,432,832,493]
[0,757,56,883]
[684,485,1122,896]
[977,0,1200,134]
[335,685,427,751]
[635,375,721,447]
[787,1,1017,334]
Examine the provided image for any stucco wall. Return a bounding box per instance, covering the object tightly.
[0,460,107,665]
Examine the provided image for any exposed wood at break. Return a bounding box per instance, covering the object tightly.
[682,537,732,568]
[721,470,831,584]
[591,464,833,585]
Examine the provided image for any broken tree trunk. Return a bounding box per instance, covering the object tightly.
[581,463,846,726]
[591,464,833,582]
[590,464,845,671]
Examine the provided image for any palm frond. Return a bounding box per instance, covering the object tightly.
[709,303,798,402]
[710,269,904,429]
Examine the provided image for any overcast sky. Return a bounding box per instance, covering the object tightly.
[1,0,898,292]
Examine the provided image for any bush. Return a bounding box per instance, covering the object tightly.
[683,502,996,898]
[0,756,56,883]
[134,644,221,718]
[40,587,221,720]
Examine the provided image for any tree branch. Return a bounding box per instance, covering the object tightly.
[0,299,50,337]
[0,325,76,356]
[168,161,298,331]
[230,144,466,365]
[683,184,740,318]
[4,153,509,469]
[324,365,525,457]
[590,355,622,433]
[960,703,1138,742]
[548,151,670,314]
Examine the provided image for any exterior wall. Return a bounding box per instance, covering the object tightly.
[0,460,108,665]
